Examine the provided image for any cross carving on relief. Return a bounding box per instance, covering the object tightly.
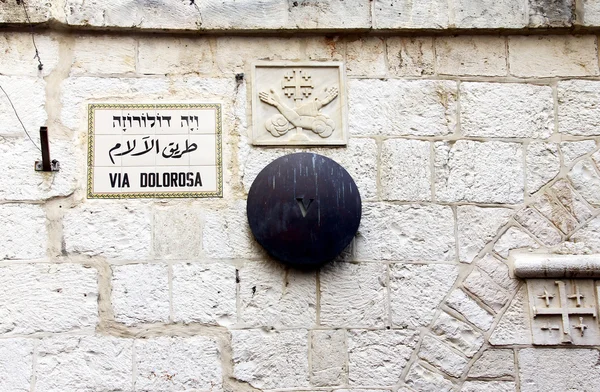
[282,69,314,101]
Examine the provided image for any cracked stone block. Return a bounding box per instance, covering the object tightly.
[559,80,600,135]
[568,159,600,207]
[381,139,431,202]
[0,339,34,391]
[405,362,454,392]
[514,207,562,246]
[457,206,514,263]
[431,311,485,357]
[0,204,46,260]
[436,37,507,76]
[468,349,515,379]
[311,330,346,386]
[526,142,560,194]
[493,227,539,259]
[418,335,469,377]
[387,37,435,76]
[446,289,494,331]
[463,269,510,312]
[489,286,532,345]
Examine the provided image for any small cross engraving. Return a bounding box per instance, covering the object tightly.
[281,69,314,101]
[540,322,561,335]
[573,317,588,337]
[537,287,554,307]
[568,284,585,307]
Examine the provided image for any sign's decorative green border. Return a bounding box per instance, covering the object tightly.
[87,103,223,199]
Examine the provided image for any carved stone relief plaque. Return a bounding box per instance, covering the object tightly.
[251,62,347,146]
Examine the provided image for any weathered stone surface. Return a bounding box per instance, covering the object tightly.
[172,262,236,325]
[476,254,519,292]
[390,264,459,327]
[72,35,135,75]
[0,76,46,137]
[494,227,539,259]
[568,159,600,206]
[311,330,346,387]
[348,329,419,385]
[37,336,133,392]
[460,82,553,138]
[468,349,515,379]
[568,217,600,254]
[458,206,514,263]
[454,0,527,28]
[63,201,152,260]
[560,140,597,166]
[0,339,34,391]
[305,36,346,61]
[215,37,303,74]
[436,36,506,76]
[435,141,524,204]
[387,37,434,76]
[0,33,59,76]
[526,143,560,194]
[381,139,431,202]
[0,264,97,335]
[462,381,517,392]
[432,311,485,357]
[356,203,455,261]
[373,0,449,29]
[138,37,214,75]
[519,348,600,392]
[348,79,457,137]
[346,37,386,76]
[288,0,371,29]
[418,335,468,377]
[534,194,577,235]
[463,269,510,312]
[135,337,222,391]
[0,204,46,260]
[514,207,562,246]
[558,80,600,136]
[550,179,594,223]
[405,362,454,392]
[446,289,494,331]
[232,329,309,390]
[489,286,532,345]
[239,261,316,328]
[153,204,203,260]
[320,262,387,327]
[510,35,599,77]
[112,263,169,326]
[529,0,573,27]
[0,1,54,24]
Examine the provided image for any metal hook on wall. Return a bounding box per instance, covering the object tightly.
[34,126,60,172]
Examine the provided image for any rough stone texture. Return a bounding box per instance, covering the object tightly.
[509,35,599,77]
[346,37,386,76]
[514,207,563,246]
[460,82,553,138]
[305,36,346,61]
[288,0,372,29]
[494,227,540,258]
[489,286,532,345]
[0,32,59,76]
[0,339,34,392]
[239,261,316,328]
[418,335,469,377]
[63,202,152,260]
[373,0,449,29]
[0,76,47,136]
[534,194,578,235]
[476,254,519,292]
[311,330,346,387]
[348,79,457,137]
[111,264,169,326]
[561,140,597,166]
[215,37,303,74]
[72,35,135,75]
[356,203,455,261]
[0,1,54,24]
[463,269,510,312]
[580,0,600,25]
[405,362,454,392]
[436,36,507,76]
[462,381,517,392]
[390,264,459,328]
[558,80,600,136]
[526,142,560,194]
[457,206,514,263]
[387,37,435,76]
[320,262,387,327]
[381,139,431,202]
[446,289,494,331]
[0,204,47,260]
[138,37,214,75]
[550,179,594,223]
[154,204,203,260]
[431,311,485,357]
[568,159,600,206]
[468,349,515,379]
[454,0,527,28]
[435,141,524,204]
[348,329,419,386]
[135,337,222,391]
[519,348,600,392]
[0,264,97,335]
[568,217,600,254]
[529,0,573,26]
[232,329,309,390]
[37,336,133,392]
[172,262,236,326]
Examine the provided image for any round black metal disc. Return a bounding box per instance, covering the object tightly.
[247,152,362,269]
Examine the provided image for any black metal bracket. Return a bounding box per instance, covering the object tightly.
[34,126,60,172]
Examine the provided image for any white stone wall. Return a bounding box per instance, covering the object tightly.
[2,23,600,391]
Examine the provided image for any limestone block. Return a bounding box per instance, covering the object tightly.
[288,0,371,29]
[320,262,387,327]
[568,217,600,254]
[468,349,515,379]
[514,207,562,246]
[348,79,457,137]
[405,362,454,392]
[462,381,517,392]
[311,330,346,386]
[232,329,309,390]
[346,37,386,76]
[238,261,316,328]
[0,204,46,260]
[435,141,524,204]
[579,0,600,25]
[356,203,455,261]
[526,142,560,194]
[550,179,594,223]
[476,254,519,292]
[305,37,345,61]
[381,139,431,202]
[348,329,419,385]
[558,80,600,136]
[509,35,599,77]
[72,36,135,75]
[0,264,97,335]
[0,32,59,76]
[63,201,152,260]
[568,160,600,206]
[494,227,539,259]
[431,311,485,357]
[460,82,553,138]
[387,37,434,76]
[37,336,133,391]
[464,269,510,312]
[138,37,214,75]
[533,194,577,235]
[561,140,597,166]
[112,264,169,326]
[390,264,459,328]
[200,0,288,30]
[0,339,34,391]
[215,37,303,74]
[135,337,222,391]
[446,289,494,331]
[153,204,203,260]
[458,206,514,263]
[373,0,449,29]
[418,335,469,377]
[453,0,527,28]
[519,348,600,392]
[0,1,54,24]
[0,76,46,136]
[172,262,236,325]
[436,37,507,76]
[489,286,532,345]
[529,0,573,26]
